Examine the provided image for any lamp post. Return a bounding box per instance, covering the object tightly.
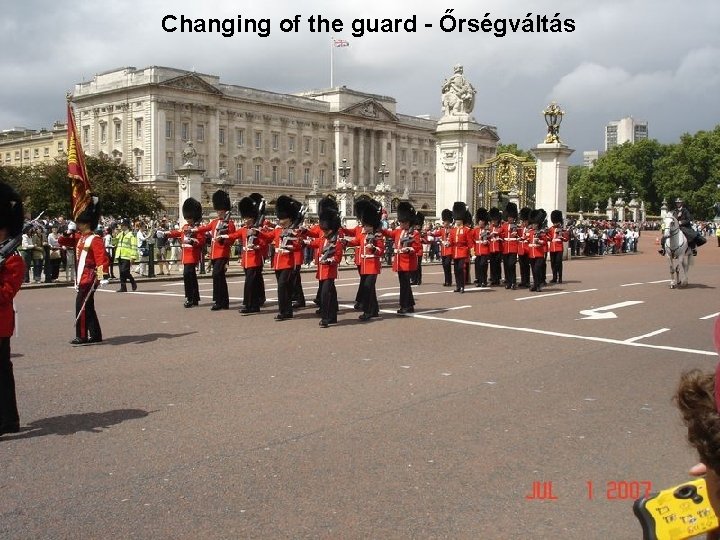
[542,101,564,144]
[579,195,584,213]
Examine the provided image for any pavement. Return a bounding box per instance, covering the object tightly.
[2,237,719,539]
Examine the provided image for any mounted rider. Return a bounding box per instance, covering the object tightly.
[658,198,706,256]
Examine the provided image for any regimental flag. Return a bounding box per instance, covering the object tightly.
[67,100,91,221]
[333,39,349,47]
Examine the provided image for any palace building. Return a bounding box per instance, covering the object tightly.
[69,66,441,218]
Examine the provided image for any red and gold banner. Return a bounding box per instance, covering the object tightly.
[67,101,91,221]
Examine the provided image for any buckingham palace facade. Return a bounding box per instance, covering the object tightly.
[71,66,439,218]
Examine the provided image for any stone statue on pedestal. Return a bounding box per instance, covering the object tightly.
[441,64,476,117]
[182,141,198,166]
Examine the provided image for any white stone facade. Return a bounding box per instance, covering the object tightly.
[71,66,438,218]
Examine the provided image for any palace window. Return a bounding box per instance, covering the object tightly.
[272,165,279,183]
[33,148,39,159]
[235,163,244,184]
[236,128,244,147]
[83,126,90,145]
[14,151,19,161]
[44,147,49,157]
[114,121,122,142]
[320,139,326,155]
[304,137,311,154]
[254,164,262,182]
[219,128,225,145]
[303,167,310,185]
[196,124,205,142]
[400,149,407,164]
[57,141,63,152]
[165,120,173,139]
[288,166,295,184]
[424,150,429,165]
[255,131,262,150]
[181,122,190,141]
[272,133,279,151]
[197,157,205,169]
[319,168,325,185]
[288,135,295,152]
[100,123,107,143]
[135,118,143,139]
[135,156,142,176]
[412,149,418,165]
[165,154,174,175]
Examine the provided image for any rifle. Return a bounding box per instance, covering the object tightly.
[246,199,266,248]
[0,210,45,269]
[319,233,338,263]
[280,204,307,250]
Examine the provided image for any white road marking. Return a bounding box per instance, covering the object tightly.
[413,305,471,315]
[700,312,720,320]
[621,283,644,287]
[624,328,670,343]
[385,311,716,357]
[649,279,672,284]
[578,300,644,320]
[515,289,597,301]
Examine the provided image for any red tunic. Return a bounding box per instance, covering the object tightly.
[197,218,237,259]
[227,226,268,269]
[473,226,491,256]
[450,225,472,259]
[438,226,453,257]
[525,228,547,259]
[548,226,569,253]
[500,222,520,255]
[309,236,344,280]
[74,233,109,287]
[167,226,206,264]
[0,254,24,337]
[489,224,503,254]
[271,228,300,270]
[517,226,528,256]
[385,229,420,272]
[346,232,384,275]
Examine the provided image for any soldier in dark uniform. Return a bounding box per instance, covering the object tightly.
[438,209,454,287]
[660,198,706,256]
[196,190,235,311]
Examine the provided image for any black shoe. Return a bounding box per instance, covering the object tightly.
[0,423,20,436]
[353,302,362,311]
[275,313,293,321]
[319,320,329,328]
[397,308,408,314]
[116,288,127,293]
[692,249,697,256]
[315,309,322,315]
[443,283,453,287]
[511,284,517,290]
[536,286,543,293]
[550,278,557,283]
[505,284,511,289]
[359,313,372,321]
[131,283,137,291]
[240,307,260,315]
[184,300,195,308]
[292,302,306,309]
[557,279,562,284]
[371,312,381,318]
[210,304,223,311]
[70,337,89,346]
[529,286,537,292]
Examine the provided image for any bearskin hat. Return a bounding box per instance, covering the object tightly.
[475,207,489,224]
[354,196,382,229]
[452,201,467,221]
[550,210,563,225]
[488,207,502,223]
[318,207,341,233]
[249,192,263,205]
[75,195,101,230]
[275,195,301,221]
[0,182,23,237]
[182,197,203,223]
[529,208,547,226]
[505,202,518,220]
[441,209,453,223]
[396,201,416,223]
[212,189,231,211]
[519,207,531,223]
[413,212,425,228]
[318,195,338,215]
[238,196,260,219]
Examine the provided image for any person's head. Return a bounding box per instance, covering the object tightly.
[676,198,684,208]
[212,189,231,219]
[182,197,203,226]
[120,218,130,230]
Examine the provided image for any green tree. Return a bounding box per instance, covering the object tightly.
[496,143,535,161]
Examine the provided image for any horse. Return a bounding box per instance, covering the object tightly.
[662,215,691,288]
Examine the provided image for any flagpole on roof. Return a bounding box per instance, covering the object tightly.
[330,36,334,88]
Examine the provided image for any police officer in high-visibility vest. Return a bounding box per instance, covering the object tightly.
[114,218,137,292]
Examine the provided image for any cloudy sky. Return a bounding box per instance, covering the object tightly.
[1,0,718,162]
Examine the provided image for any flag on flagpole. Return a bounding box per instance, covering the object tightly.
[66,99,92,221]
[333,39,349,47]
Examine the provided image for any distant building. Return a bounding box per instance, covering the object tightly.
[583,150,601,168]
[0,123,67,167]
[604,117,648,151]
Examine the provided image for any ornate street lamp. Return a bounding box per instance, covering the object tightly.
[579,195,584,213]
[543,101,564,144]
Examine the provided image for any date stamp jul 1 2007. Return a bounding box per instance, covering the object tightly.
[525,480,653,501]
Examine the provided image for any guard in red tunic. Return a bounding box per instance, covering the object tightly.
[472,208,490,287]
[347,197,384,321]
[166,198,205,308]
[70,196,109,345]
[526,209,548,292]
[385,201,421,314]
[0,183,25,435]
[411,212,427,285]
[271,196,303,321]
[517,207,531,288]
[500,202,520,290]
[196,190,236,311]
[488,207,503,286]
[438,209,454,287]
[307,207,344,327]
[225,193,268,315]
[549,210,569,283]
[448,202,472,293]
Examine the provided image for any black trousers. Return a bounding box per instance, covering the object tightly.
[0,337,19,430]
[318,279,338,323]
[243,266,263,309]
[291,265,305,304]
[398,271,415,309]
[453,258,466,290]
[118,258,136,291]
[275,268,293,316]
[489,252,502,284]
[518,254,531,286]
[411,259,423,285]
[474,254,489,285]
[353,266,362,304]
[211,258,229,307]
[550,251,563,282]
[359,273,379,315]
[76,282,101,340]
[183,264,200,303]
[441,255,453,285]
[530,257,544,290]
[503,253,517,286]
